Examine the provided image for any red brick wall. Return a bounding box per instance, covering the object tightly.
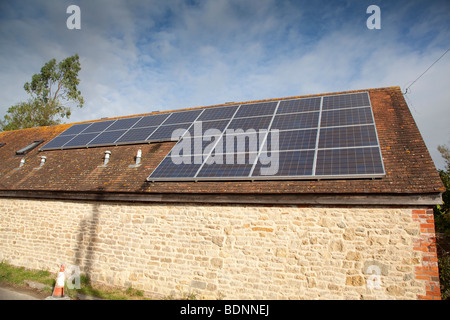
[413,209,441,300]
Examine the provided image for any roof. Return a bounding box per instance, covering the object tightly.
[0,86,445,205]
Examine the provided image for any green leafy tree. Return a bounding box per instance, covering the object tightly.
[0,54,84,131]
[435,142,450,300]
[435,142,450,234]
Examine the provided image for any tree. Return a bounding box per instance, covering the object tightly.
[0,54,84,131]
[435,141,450,234]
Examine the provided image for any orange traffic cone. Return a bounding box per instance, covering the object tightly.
[53,264,65,297]
[45,264,71,300]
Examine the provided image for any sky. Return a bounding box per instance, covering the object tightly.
[0,0,449,169]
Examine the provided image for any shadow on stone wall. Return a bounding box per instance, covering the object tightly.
[74,187,103,281]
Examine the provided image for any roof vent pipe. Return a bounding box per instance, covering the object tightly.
[103,151,111,166]
[33,156,46,170]
[39,156,46,167]
[129,149,142,168]
[19,158,25,168]
[136,149,142,166]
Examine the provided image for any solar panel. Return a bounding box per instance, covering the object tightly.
[227,116,273,131]
[40,135,76,149]
[187,120,230,137]
[59,123,92,136]
[322,92,370,110]
[40,91,385,182]
[318,125,378,149]
[198,105,238,121]
[148,123,192,141]
[315,146,384,176]
[82,120,115,133]
[271,112,320,131]
[321,107,374,127]
[277,97,321,114]
[115,127,157,144]
[197,153,258,178]
[213,131,266,154]
[234,102,278,118]
[134,113,170,128]
[252,150,315,177]
[105,117,141,131]
[163,110,203,125]
[148,151,203,179]
[63,132,100,148]
[88,130,127,146]
[265,129,318,151]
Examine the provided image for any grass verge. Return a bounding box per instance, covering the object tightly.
[0,260,148,300]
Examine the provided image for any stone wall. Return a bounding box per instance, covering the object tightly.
[0,198,441,299]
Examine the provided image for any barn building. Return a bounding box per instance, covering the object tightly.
[0,86,444,299]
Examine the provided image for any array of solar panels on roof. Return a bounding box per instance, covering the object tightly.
[40,92,385,181]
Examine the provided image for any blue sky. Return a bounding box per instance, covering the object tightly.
[0,0,449,169]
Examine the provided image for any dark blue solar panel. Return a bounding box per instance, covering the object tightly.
[271,112,319,131]
[198,106,238,121]
[133,113,170,128]
[227,116,272,131]
[315,146,384,176]
[105,117,141,131]
[88,130,127,146]
[252,150,315,177]
[148,153,202,179]
[196,153,257,178]
[264,129,317,152]
[59,123,92,136]
[82,120,115,133]
[164,110,202,125]
[173,135,221,157]
[213,132,265,154]
[63,132,100,148]
[234,102,277,118]
[115,127,157,143]
[147,123,191,141]
[322,92,370,110]
[42,90,384,181]
[318,125,378,149]
[277,98,321,114]
[40,135,76,149]
[321,107,374,128]
[188,120,230,137]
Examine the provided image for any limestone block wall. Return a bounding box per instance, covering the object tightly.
[0,198,441,299]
